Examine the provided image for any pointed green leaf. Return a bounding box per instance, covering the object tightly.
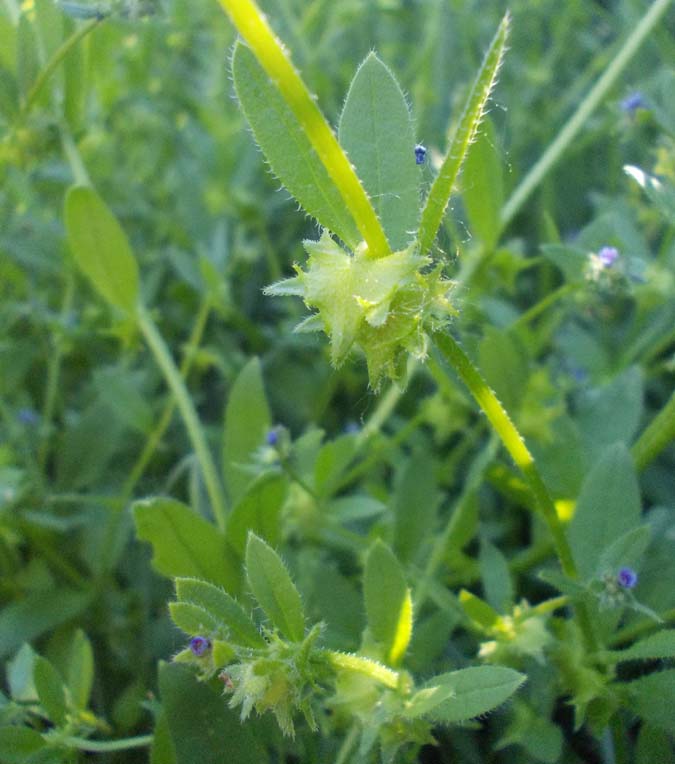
[569,443,641,579]
[245,533,305,642]
[462,118,503,249]
[338,53,418,251]
[610,630,675,662]
[222,358,271,505]
[364,540,412,665]
[133,497,239,592]
[480,538,513,612]
[226,473,286,557]
[175,578,264,648]
[595,525,651,578]
[459,589,501,629]
[64,185,140,314]
[169,602,222,638]
[417,13,509,253]
[232,41,360,249]
[33,656,68,726]
[66,629,94,710]
[404,665,525,722]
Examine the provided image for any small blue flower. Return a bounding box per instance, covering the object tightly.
[266,428,279,447]
[414,144,427,165]
[617,567,638,589]
[621,92,646,114]
[597,246,619,267]
[17,408,39,426]
[189,636,212,657]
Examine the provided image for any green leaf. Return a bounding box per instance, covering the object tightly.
[610,630,675,662]
[417,13,509,253]
[568,443,641,580]
[159,662,266,764]
[222,358,271,506]
[64,185,140,314]
[393,452,439,564]
[404,665,525,722]
[0,727,45,763]
[150,709,177,764]
[175,578,264,648]
[245,533,305,642]
[226,473,286,557]
[314,433,358,498]
[595,525,651,578]
[133,497,239,592]
[635,723,674,764]
[478,327,529,413]
[66,629,94,710]
[627,669,675,733]
[480,538,513,612]
[462,118,503,249]
[169,602,222,639]
[231,41,360,249]
[63,16,87,129]
[0,590,92,660]
[338,52,418,251]
[459,589,501,630]
[364,540,412,665]
[8,644,38,702]
[33,656,68,726]
[17,14,39,98]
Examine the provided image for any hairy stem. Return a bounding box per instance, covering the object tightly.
[631,388,675,472]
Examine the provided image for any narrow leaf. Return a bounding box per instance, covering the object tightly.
[67,629,94,710]
[33,656,68,726]
[232,41,360,249]
[462,118,503,249]
[404,665,525,722]
[64,185,140,313]
[222,358,271,506]
[133,497,239,592]
[609,630,675,662]
[175,578,264,648]
[364,540,412,665]
[338,53,418,251]
[568,443,641,580]
[417,13,509,254]
[459,589,500,629]
[226,473,285,557]
[245,533,305,642]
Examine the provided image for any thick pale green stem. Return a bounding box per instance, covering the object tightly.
[500,0,674,228]
[216,0,389,257]
[632,389,675,471]
[55,734,153,752]
[137,307,228,529]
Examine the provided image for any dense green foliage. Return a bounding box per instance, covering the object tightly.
[1,0,674,762]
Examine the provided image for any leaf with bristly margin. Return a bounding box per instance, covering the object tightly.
[627,669,675,734]
[65,186,140,314]
[175,578,264,648]
[462,118,503,249]
[404,665,525,722]
[222,358,271,506]
[417,13,509,254]
[133,497,239,592]
[232,41,360,249]
[568,443,641,580]
[607,630,675,663]
[168,602,222,639]
[595,525,651,579]
[338,53,418,251]
[245,533,305,642]
[33,656,68,726]
[364,540,412,665]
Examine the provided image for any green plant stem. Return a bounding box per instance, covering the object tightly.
[509,283,576,330]
[609,607,675,647]
[631,388,675,471]
[216,0,389,257]
[335,724,360,764]
[500,0,674,228]
[137,307,228,529]
[59,121,91,186]
[21,17,101,116]
[38,268,75,471]
[56,734,153,752]
[122,297,212,500]
[433,332,598,649]
[324,651,399,689]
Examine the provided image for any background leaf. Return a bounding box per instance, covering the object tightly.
[462,118,503,249]
[338,53,419,251]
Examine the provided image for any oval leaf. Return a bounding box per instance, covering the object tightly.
[33,656,67,727]
[232,41,360,249]
[245,533,305,642]
[65,185,140,313]
[338,53,418,251]
[405,665,525,723]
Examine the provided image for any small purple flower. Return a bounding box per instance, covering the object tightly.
[597,246,619,268]
[414,144,427,165]
[617,567,638,589]
[621,92,646,114]
[266,428,279,447]
[189,636,212,657]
